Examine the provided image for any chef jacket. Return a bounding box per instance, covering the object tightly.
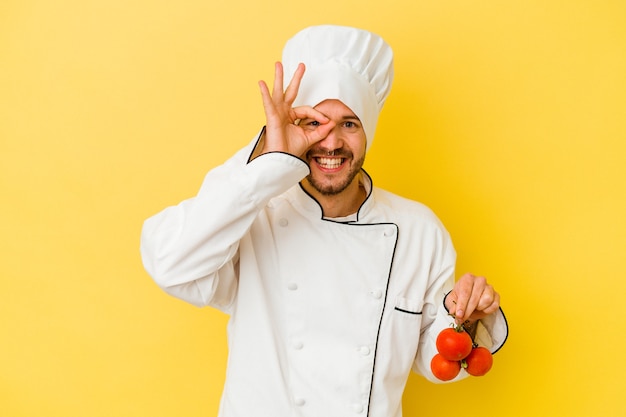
[141,130,508,417]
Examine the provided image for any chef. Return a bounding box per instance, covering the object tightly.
[141,25,508,417]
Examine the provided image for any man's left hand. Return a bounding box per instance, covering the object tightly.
[445,273,500,325]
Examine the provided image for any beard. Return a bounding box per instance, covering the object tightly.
[304,153,365,196]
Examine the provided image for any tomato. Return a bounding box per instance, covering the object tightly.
[430,353,461,381]
[463,346,493,376]
[435,327,473,361]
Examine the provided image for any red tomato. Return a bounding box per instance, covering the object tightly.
[435,327,473,361]
[430,353,461,381]
[463,346,493,376]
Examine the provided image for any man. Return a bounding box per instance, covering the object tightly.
[141,25,508,417]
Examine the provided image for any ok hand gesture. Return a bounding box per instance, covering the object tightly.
[257,62,333,158]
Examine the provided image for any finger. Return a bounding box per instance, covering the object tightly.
[452,273,476,322]
[284,62,305,104]
[258,80,272,106]
[478,290,500,315]
[258,80,279,121]
[272,61,285,101]
[452,275,471,319]
[475,284,495,311]
[291,106,329,124]
[464,275,488,319]
[305,121,337,146]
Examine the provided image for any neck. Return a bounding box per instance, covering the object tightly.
[301,173,367,218]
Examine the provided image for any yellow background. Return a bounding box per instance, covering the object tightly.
[2,0,625,416]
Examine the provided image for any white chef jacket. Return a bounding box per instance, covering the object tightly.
[141,130,508,417]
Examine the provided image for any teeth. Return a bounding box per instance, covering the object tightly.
[317,157,343,169]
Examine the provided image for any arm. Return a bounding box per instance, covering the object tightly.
[412,229,508,383]
[140,134,309,309]
[140,61,329,310]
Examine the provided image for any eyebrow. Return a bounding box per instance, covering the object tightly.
[302,114,361,122]
[300,114,361,124]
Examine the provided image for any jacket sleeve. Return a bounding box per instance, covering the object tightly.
[412,225,509,383]
[140,130,310,311]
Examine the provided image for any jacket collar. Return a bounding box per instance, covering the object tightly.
[289,169,375,223]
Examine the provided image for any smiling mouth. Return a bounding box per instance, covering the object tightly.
[315,157,344,169]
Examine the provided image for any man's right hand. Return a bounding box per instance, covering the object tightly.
[256,62,333,158]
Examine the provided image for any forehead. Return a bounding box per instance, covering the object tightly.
[313,99,360,120]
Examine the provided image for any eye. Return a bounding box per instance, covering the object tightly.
[301,120,320,131]
[342,120,361,132]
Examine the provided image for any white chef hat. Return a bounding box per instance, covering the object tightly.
[282,25,394,151]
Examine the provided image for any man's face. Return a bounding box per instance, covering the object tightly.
[299,99,367,196]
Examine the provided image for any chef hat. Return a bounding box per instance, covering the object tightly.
[282,25,394,151]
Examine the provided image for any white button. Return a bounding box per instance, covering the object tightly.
[287,282,298,291]
[294,397,305,406]
[371,289,382,299]
[352,403,364,413]
[384,228,395,237]
[292,340,304,350]
[278,218,288,227]
[359,346,370,356]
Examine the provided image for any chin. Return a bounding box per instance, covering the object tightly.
[305,174,354,196]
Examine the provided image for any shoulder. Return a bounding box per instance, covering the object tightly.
[369,187,447,231]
